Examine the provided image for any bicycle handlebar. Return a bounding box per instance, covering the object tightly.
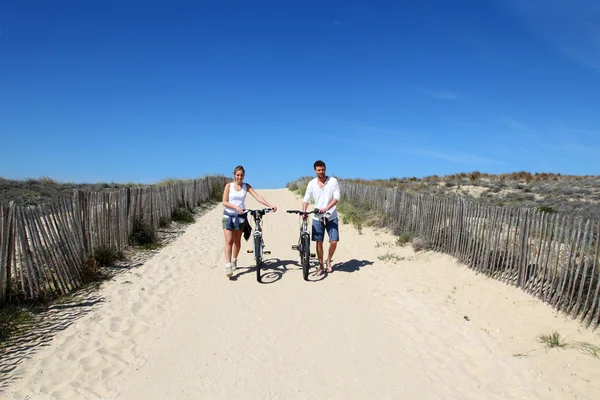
[286,209,318,216]
[286,209,332,217]
[243,208,272,217]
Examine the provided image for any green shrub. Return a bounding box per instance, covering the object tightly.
[93,246,121,268]
[469,171,481,181]
[378,252,405,263]
[536,206,554,214]
[159,216,170,228]
[396,232,414,246]
[538,331,566,348]
[39,176,58,185]
[338,201,364,234]
[93,246,125,268]
[210,179,227,201]
[0,306,34,341]
[172,207,195,224]
[297,185,307,197]
[130,217,158,247]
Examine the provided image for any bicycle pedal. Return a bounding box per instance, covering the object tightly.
[264,251,271,255]
[247,250,254,253]
[310,253,316,257]
[291,245,299,250]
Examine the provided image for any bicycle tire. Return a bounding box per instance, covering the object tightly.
[255,235,262,282]
[298,239,304,266]
[301,233,310,281]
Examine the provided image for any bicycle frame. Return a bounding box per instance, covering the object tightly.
[245,209,271,282]
[286,209,318,281]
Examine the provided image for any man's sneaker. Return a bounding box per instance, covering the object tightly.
[231,259,237,272]
[225,263,232,278]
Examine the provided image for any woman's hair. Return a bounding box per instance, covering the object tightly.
[233,165,245,175]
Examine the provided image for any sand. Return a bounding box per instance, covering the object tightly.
[1,188,599,399]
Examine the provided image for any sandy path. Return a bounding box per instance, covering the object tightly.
[2,189,599,399]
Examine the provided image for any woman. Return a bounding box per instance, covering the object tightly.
[222,165,277,278]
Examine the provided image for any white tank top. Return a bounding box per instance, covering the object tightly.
[224,182,247,215]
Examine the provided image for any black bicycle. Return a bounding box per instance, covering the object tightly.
[286,209,320,281]
[245,208,272,282]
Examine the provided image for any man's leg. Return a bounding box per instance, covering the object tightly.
[312,219,326,274]
[325,218,340,273]
[326,241,338,272]
[316,241,325,272]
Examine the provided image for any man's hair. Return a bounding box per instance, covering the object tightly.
[233,165,245,175]
[314,160,326,169]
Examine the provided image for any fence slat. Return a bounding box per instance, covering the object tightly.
[340,181,600,328]
[0,176,227,303]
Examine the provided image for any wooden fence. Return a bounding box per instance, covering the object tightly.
[341,182,600,329]
[0,176,228,305]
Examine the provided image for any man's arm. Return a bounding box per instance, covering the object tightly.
[302,182,312,213]
[319,179,341,213]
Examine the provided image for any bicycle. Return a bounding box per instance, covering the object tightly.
[244,208,272,282]
[286,209,329,281]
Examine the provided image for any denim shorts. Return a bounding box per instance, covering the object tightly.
[222,214,248,231]
[312,217,339,242]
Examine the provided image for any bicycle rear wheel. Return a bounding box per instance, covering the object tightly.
[301,234,310,281]
[255,236,262,282]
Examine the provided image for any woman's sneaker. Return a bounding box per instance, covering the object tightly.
[225,263,232,278]
[231,258,237,272]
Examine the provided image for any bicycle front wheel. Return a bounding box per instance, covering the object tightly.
[301,234,310,281]
[255,236,262,282]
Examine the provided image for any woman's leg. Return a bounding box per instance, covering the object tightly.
[232,229,243,260]
[224,228,234,262]
[224,228,234,276]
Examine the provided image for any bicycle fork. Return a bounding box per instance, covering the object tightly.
[292,230,316,258]
[247,231,271,256]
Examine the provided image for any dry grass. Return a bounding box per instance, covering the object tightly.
[513,331,600,359]
[0,177,145,206]
[342,172,600,222]
[0,175,228,207]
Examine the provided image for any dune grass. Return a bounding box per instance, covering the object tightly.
[0,305,35,343]
[514,331,600,359]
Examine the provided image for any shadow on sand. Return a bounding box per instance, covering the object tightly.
[230,258,299,284]
[231,257,373,282]
[231,258,331,283]
[332,258,374,273]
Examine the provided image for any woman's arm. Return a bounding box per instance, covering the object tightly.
[247,184,277,211]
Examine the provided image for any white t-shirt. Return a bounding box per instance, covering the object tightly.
[224,182,247,215]
[303,176,341,220]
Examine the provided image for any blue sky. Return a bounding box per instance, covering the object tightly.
[1,0,599,188]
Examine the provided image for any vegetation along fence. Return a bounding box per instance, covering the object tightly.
[341,181,600,329]
[0,176,228,305]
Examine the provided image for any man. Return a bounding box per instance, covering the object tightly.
[302,160,341,274]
